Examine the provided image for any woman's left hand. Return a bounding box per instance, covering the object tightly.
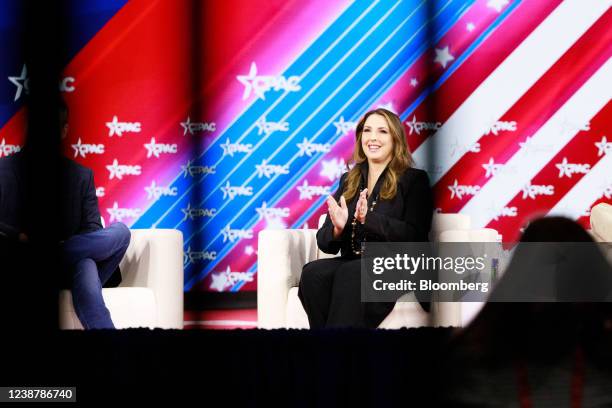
[354,188,368,224]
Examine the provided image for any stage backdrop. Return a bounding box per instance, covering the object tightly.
[1,0,610,294]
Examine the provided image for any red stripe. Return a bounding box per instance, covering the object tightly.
[486,100,612,242]
[432,9,612,215]
[406,0,562,152]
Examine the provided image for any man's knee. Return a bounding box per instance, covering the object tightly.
[109,222,131,248]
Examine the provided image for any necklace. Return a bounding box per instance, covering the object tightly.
[350,188,379,256]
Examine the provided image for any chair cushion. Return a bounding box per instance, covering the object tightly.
[59,287,157,329]
[591,203,612,242]
[286,287,309,329]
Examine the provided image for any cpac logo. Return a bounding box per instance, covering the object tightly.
[297,180,331,200]
[522,182,555,200]
[321,158,347,182]
[184,246,216,264]
[71,138,104,158]
[448,179,481,200]
[405,115,442,135]
[333,116,356,136]
[490,206,518,221]
[256,201,290,221]
[96,187,105,198]
[180,117,216,135]
[481,158,504,178]
[221,181,253,200]
[256,116,289,136]
[255,159,289,178]
[144,137,178,158]
[599,184,612,200]
[106,116,141,137]
[555,158,590,178]
[107,202,141,222]
[181,203,216,221]
[595,136,611,157]
[450,140,481,157]
[297,138,331,157]
[221,225,254,243]
[518,136,553,155]
[0,139,21,157]
[210,266,254,292]
[220,138,253,157]
[59,76,76,92]
[106,159,142,180]
[484,120,517,136]
[181,160,216,177]
[8,65,75,101]
[237,62,301,100]
[145,180,178,200]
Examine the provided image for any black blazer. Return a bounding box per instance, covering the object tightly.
[0,152,122,287]
[317,162,434,257]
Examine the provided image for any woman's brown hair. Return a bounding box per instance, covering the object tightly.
[342,108,414,202]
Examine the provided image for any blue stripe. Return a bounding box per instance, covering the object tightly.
[131,0,381,228]
[188,0,477,290]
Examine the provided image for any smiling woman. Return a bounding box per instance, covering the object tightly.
[297,108,434,329]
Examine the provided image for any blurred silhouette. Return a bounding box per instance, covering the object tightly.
[436,216,612,407]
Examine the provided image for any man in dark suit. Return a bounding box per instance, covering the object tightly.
[0,100,130,329]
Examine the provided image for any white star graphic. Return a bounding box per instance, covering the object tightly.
[466,22,475,32]
[144,137,159,158]
[434,46,455,69]
[297,180,311,200]
[8,64,28,101]
[320,158,346,181]
[181,203,194,221]
[333,116,354,136]
[448,180,462,199]
[145,180,158,199]
[482,158,502,178]
[106,116,121,137]
[555,158,570,178]
[296,138,311,157]
[180,116,192,135]
[220,138,233,157]
[71,138,84,158]
[236,62,261,100]
[595,136,611,157]
[210,267,231,292]
[107,202,121,222]
[106,159,121,179]
[487,0,509,13]
[410,78,418,87]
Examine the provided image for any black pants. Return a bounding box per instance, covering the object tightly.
[298,257,395,329]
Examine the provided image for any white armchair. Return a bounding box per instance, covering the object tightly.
[59,229,184,329]
[258,213,500,329]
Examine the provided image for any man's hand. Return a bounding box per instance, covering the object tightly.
[326,194,348,238]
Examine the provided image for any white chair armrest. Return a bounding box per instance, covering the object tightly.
[118,229,184,329]
[257,228,318,328]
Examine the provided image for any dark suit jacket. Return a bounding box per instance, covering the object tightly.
[0,151,121,287]
[317,162,434,257]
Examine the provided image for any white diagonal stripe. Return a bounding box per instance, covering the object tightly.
[461,57,612,228]
[548,153,612,219]
[413,0,611,182]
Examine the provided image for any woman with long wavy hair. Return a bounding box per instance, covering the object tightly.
[298,108,434,329]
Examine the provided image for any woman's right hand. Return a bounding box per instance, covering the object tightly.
[326,194,348,239]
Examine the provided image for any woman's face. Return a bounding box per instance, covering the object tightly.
[361,113,394,165]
